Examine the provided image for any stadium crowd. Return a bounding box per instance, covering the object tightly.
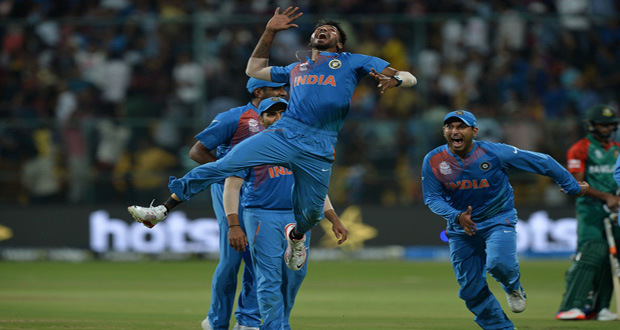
[1,0,619,206]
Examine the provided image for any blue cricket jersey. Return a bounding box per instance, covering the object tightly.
[194,102,261,184]
[422,141,582,224]
[270,51,389,132]
[240,164,294,210]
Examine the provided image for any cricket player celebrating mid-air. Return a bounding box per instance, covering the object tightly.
[128,6,416,272]
[422,110,588,330]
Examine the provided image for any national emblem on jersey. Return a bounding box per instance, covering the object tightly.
[479,161,491,171]
[329,59,342,69]
[594,149,603,159]
[439,161,452,175]
[248,118,260,133]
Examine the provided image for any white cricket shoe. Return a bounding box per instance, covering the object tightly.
[201,318,212,330]
[506,287,526,313]
[596,308,618,321]
[232,323,259,330]
[127,202,167,228]
[556,308,586,320]
[284,223,307,271]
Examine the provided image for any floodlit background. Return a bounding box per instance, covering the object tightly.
[0,0,618,260]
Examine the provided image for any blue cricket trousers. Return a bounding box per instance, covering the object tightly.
[169,117,337,234]
[244,208,309,330]
[207,184,260,330]
[446,209,521,330]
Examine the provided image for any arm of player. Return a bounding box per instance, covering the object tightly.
[223,176,248,252]
[193,111,241,163]
[189,141,217,165]
[501,144,584,195]
[421,155,463,224]
[369,67,417,93]
[571,172,619,209]
[246,6,302,81]
[323,195,347,245]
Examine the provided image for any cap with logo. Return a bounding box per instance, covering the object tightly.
[584,105,618,124]
[443,110,477,127]
[246,77,286,93]
[258,97,288,115]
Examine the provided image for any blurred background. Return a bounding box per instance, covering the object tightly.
[0,0,618,260]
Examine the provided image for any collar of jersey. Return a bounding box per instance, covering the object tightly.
[445,140,478,159]
[305,51,340,65]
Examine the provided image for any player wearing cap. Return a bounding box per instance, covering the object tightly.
[130,77,286,330]
[223,97,347,329]
[128,7,416,272]
[556,105,620,321]
[422,110,588,330]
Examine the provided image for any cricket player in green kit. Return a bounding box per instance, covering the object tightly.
[557,105,620,321]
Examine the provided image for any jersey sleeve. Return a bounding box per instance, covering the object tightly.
[566,140,587,174]
[497,143,582,195]
[349,53,390,77]
[422,153,461,223]
[194,110,239,150]
[270,63,298,84]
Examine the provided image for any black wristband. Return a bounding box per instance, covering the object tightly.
[229,224,240,228]
[392,75,403,87]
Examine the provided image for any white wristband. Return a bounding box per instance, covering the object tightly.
[395,71,417,87]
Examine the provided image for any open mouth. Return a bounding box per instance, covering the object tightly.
[317,32,328,40]
[451,137,464,148]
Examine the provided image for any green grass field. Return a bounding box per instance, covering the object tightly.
[0,260,617,329]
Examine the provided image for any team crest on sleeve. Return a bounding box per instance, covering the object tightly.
[568,159,580,169]
[329,59,342,69]
[248,118,260,133]
[479,162,491,171]
[439,161,452,175]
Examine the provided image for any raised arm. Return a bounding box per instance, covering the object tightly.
[246,6,303,81]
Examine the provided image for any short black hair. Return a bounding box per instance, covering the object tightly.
[315,19,347,46]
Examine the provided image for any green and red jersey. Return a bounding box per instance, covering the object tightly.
[567,134,620,205]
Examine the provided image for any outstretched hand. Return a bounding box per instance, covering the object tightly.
[577,181,589,197]
[561,181,589,197]
[266,7,303,32]
[369,68,399,94]
[458,206,477,236]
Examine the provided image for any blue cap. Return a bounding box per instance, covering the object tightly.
[443,110,477,127]
[258,97,288,115]
[246,77,286,93]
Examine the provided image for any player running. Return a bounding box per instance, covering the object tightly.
[422,110,588,330]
